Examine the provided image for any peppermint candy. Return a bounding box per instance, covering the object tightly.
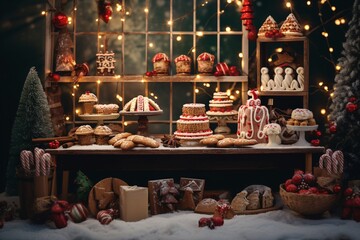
[68,203,89,223]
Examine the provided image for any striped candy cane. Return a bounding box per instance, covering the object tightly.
[332,150,344,174]
[20,150,30,175]
[42,153,52,176]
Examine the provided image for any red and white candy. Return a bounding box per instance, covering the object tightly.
[216,63,230,75]
[174,55,191,63]
[197,52,215,61]
[97,209,115,225]
[152,53,170,63]
[68,203,89,223]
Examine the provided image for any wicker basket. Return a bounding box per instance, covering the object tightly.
[279,184,339,216]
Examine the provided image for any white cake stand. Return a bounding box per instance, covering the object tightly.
[286,125,318,146]
[120,110,163,136]
[206,111,238,134]
[78,113,120,125]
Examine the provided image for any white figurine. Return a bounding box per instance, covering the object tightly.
[296,67,305,91]
[273,67,284,90]
[283,67,293,90]
[261,67,270,90]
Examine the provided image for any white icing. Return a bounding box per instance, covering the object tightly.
[179,115,208,121]
[291,108,313,120]
[263,123,281,135]
[183,103,205,108]
[177,119,209,124]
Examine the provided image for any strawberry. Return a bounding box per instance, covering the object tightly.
[211,216,224,226]
[303,173,316,184]
[299,189,310,194]
[332,184,341,193]
[308,187,319,194]
[292,174,303,185]
[286,184,298,193]
[344,187,354,197]
[285,179,293,187]
[341,207,352,219]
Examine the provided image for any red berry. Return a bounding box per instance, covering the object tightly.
[292,174,303,185]
[294,169,304,175]
[211,216,224,226]
[285,179,293,187]
[151,70,157,76]
[52,73,61,81]
[308,187,319,194]
[198,217,211,227]
[303,173,316,184]
[229,66,238,72]
[315,130,322,137]
[286,184,298,193]
[332,184,341,193]
[344,187,354,197]
[299,189,310,194]
[311,139,320,146]
[214,71,223,77]
[145,71,153,77]
[329,124,337,134]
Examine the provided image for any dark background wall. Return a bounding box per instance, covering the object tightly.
[0,0,354,193]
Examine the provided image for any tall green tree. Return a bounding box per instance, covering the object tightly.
[329,0,360,182]
[6,67,54,195]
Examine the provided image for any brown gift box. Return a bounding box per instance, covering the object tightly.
[119,186,148,222]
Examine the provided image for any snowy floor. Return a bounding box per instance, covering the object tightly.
[1,208,359,240]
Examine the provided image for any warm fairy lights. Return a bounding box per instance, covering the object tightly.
[306,1,311,6]
[65,116,70,121]
[322,31,329,37]
[196,31,204,37]
[238,53,243,58]
[285,2,291,8]
[329,47,334,53]
[97,80,101,84]
[275,48,283,53]
[319,82,324,87]
[225,27,231,32]
[117,35,122,40]
[176,36,182,41]
[116,94,123,102]
[41,11,46,15]
[144,8,149,13]
[235,90,240,94]
[335,65,341,71]
[320,109,326,115]
[195,89,199,94]
[304,24,310,30]
[149,42,154,48]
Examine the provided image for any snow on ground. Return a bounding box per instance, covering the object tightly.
[1,208,359,240]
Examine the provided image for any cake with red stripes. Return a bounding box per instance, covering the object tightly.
[174,55,191,75]
[197,52,215,75]
[152,53,170,75]
[122,95,161,112]
[207,92,237,114]
[174,103,213,139]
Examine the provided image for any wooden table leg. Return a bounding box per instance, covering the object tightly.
[61,171,69,200]
[305,153,312,173]
[50,155,57,196]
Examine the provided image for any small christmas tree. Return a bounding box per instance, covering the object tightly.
[6,67,54,195]
[329,0,360,181]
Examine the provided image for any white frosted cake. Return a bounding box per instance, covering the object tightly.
[207,92,237,114]
[174,103,213,139]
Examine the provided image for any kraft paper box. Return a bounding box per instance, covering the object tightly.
[119,186,148,222]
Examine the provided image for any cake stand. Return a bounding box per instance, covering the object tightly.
[286,125,318,146]
[206,111,238,134]
[120,110,163,136]
[78,113,120,125]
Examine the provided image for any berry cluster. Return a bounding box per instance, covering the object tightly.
[145,70,157,77]
[49,140,60,149]
[265,29,284,39]
[284,170,332,194]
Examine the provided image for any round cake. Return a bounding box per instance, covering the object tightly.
[75,125,94,145]
[79,91,98,114]
[287,108,316,126]
[94,104,119,114]
[197,52,215,75]
[152,53,170,75]
[174,103,213,139]
[207,92,236,114]
[122,95,161,112]
[174,55,191,75]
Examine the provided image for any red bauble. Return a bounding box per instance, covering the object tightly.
[52,12,68,29]
[211,216,224,226]
[98,1,113,23]
[344,187,354,197]
[349,97,357,103]
[332,184,341,193]
[248,28,257,41]
[346,102,358,112]
[311,139,320,146]
[329,124,337,134]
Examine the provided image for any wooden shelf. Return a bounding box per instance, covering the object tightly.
[57,75,248,83]
[258,91,307,96]
[257,36,308,43]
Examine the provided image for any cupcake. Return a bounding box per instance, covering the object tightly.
[152,53,170,75]
[75,125,94,145]
[79,91,98,114]
[197,52,215,75]
[94,125,113,145]
[174,55,191,75]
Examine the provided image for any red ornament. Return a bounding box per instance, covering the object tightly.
[49,140,60,149]
[98,0,113,23]
[52,12,68,29]
[211,216,224,227]
[314,130,322,137]
[48,72,61,82]
[248,28,257,41]
[332,184,341,193]
[346,102,358,112]
[51,201,69,229]
[349,97,357,103]
[329,124,337,134]
[311,139,320,146]
[344,187,354,197]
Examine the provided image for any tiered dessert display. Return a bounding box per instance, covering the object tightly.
[286,108,318,146]
[237,90,269,143]
[78,91,120,125]
[120,95,163,136]
[174,103,213,143]
[206,92,237,134]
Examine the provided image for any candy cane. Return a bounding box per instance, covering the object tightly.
[34,147,45,163]
[27,150,34,169]
[319,153,330,169]
[40,157,46,176]
[42,153,51,176]
[332,150,344,174]
[331,158,338,174]
[20,150,30,175]
[326,149,333,157]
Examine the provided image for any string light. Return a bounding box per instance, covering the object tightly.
[116,94,123,101]
[124,122,128,126]
[319,82,324,86]
[196,31,204,37]
[268,57,272,62]
[275,48,283,53]
[116,4,122,12]
[120,18,125,22]
[73,85,77,89]
[331,6,336,11]
[97,79,101,84]
[154,96,158,99]
[117,35,122,40]
[195,89,199,93]
[304,24,310,30]
[167,20,172,25]
[41,11,46,15]
[227,0,233,3]
[286,2,291,8]
[340,18,346,24]
[306,1,311,6]
[65,116,70,121]
[144,8,149,13]
[321,31,329,37]
[329,47,334,53]
[335,19,341,25]
[335,65,341,71]
[320,109,326,115]
[125,11,130,15]
[321,0,326,4]
[100,44,104,48]
[75,109,80,114]
[176,36,182,41]
[324,86,329,91]
[71,93,75,97]
[226,89,231,96]
[96,18,99,22]
[225,27,231,32]
[235,90,240,94]
[149,42,154,47]
[238,53,243,58]
[98,35,102,39]
[150,92,154,96]
[230,95,235,100]
[330,92,334,98]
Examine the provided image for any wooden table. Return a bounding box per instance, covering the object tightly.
[46,144,324,200]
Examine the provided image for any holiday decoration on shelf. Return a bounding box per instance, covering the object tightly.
[55,30,76,75]
[279,13,303,37]
[148,179,179,215]
[161,134,181,148]
[119,186,148,222]
[214,63,240,77]
[48,140,60,149]
[97,0,113,23]
[329,0,360,182]
[47,72,60,82]
[240,0,256,41]
[258,16,279,37]
[96,51,116,76]
[74,170,93,204]
[97,209,118,225]
[52,12,68,29]
[6,68,54,195]
[145,70,157,77]
[178,178,205,210]
[72,63,89,83]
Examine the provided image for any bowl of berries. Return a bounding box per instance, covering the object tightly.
[279,170,340,216]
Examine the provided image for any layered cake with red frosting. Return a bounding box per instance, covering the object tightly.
[174,103,213,139]
[197,52,215,75]
[280,13,303,36]
[152,53,170,75]
[122,95,162,112]
[207,92,237,114]
[237,90,269,143]
[174,55,191,75]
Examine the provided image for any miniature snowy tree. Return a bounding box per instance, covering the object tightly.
[329,0,360,181]
[6,67,54,195]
